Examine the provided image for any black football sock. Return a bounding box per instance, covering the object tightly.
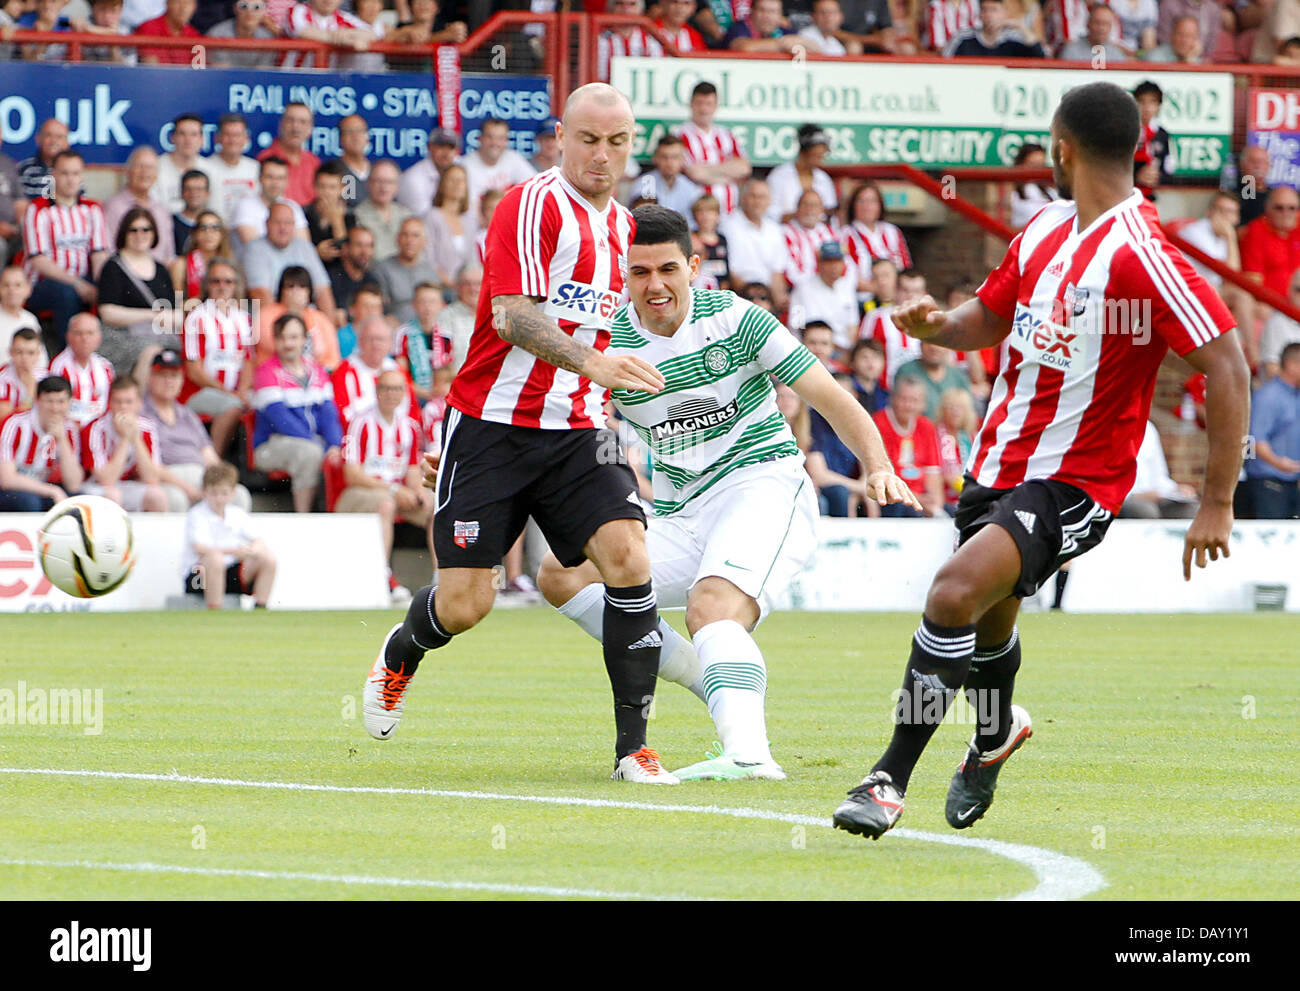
[1052,569,1069,609]
[964,628,1022,753]
[602,582,661,760]
[873,616,976,793]
[384,585,452,674]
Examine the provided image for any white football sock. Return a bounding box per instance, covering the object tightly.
[557,583,704,700]
[693,619,772,764]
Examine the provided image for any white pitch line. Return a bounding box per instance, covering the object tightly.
[0,766,1106,900]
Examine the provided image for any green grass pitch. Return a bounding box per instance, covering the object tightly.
[0,608,1296,900]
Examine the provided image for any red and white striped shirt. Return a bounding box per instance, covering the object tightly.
[331,356,414,428]
[49,349,114,426]
[673,121,745,215]
[449,169,633,430]
[924,0,980,50]
[0,408,78,481]
[596,27,665,82]
[971,191,1234,512]
[182,300,254,394]
[22,197,108,282]
[343,406,421,486]
[653,20,706,52]
[839,220,913,273]
[422,396,446,452]
[860,305,922,389]
[783,220,837,287]
[1044,0,1093,52]
[283,1,371,68]
[85,411,160,481]
[0,362,41,410]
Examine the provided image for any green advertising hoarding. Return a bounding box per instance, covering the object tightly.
[610,57,1232,178]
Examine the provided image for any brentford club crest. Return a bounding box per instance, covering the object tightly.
[453,520,480,548]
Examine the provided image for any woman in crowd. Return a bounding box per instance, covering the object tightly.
[839,181,912,295]
[170,210,235,302]
[97,205,183,383]
[1009,142,1059,231]
[255,265,342,372]
[936,386,979,516]
[423,163,478,290]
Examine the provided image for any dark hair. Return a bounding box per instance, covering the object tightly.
[109,375,140,395]
[51,149,83,168]
[432,163,470,213]
[37,375,72,397]
[1132,81,1164,104]
[1054,82,1141,168]
[631,203,694,260]
[1282,341,1300,366]
[260,155,288,174]
[116,206,159,251]
[801,321,834,339]
[354,281,384,300]
[173,113,204,130]
[691,81,718,101]
[739,281,772,300]
[898,268,924,282]
[480,117,508,134]
[654,135,685,153]
[11,327,39,344]
[315,159,349,181]
[850,338,884,361]
[272,312,307,339]
[217,112,247,130]
[1012,141,1047,199]
[181,168,209,189]
[846,181,887,225]
[276,265,313,298]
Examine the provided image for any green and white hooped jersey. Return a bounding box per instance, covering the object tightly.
[608,288,818,516]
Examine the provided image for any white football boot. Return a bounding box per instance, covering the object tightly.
[363,624,413,740]
[611,747,681,784]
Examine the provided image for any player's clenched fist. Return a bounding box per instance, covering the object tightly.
[584,352,666,395]
[420,450,439,490]
[891,294,948,340]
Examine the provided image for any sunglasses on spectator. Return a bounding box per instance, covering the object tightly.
[197,223,222,231]
[127,225,155,234]
[235,1,265,9]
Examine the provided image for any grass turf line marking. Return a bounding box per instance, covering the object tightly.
[0,767,1105,901]
[0,858,695,901]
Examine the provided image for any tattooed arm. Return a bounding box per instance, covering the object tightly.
[492,295,666,394]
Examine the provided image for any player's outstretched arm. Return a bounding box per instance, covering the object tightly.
[893,295,1012,351]
[492,295,665,394]
[790,361,923,511]
[1179,332,1252,581]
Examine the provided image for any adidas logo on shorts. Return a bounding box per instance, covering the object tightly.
[1015,509,1037,533]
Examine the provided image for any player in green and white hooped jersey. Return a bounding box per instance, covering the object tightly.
[537,205,921,780]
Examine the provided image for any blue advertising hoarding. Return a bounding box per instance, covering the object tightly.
[0,64,550,169]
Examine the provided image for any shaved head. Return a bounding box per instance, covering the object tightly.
[563,82,634,123]
[559,84,635,207]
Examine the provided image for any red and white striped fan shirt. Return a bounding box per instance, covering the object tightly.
[860,305,922,389]
[284,1,371,68]
[783,220,837,287]
[839,220,913,273]
[971,191,1234,512]
[0,362,40,409]
[331,356,413,428]
[1044,0,1092,51]
[0,409,78,481]
[653,20,706,52]
[421,396,446,453]
[673,121,745,215]
[182,300,254,393]
[22,196,109,282]
[448,169,633,430]
[343,406,421,486]
[85,411,161,481]
[596,27,665,82]
[49,349,114,426]
[924,0,979,51]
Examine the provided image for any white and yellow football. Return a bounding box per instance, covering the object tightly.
[37,495,136,598]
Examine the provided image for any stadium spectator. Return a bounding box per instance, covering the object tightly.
[1249,0,1300,62]
[49,314,113,428]
[334,115,372,204]
[104,148,176,267]
[788,240,860,350]
[801,321,846,374]
[1059,4,1127,60]
[17,118,69,202]
[340,0,388,73]
[255,264,341,372]
[182,461,275,608]
[183,258,253,456]
[388,0,468,68]
[946,0,1046,54]
[674,80,750,217]
[304,160,357,266]
[848,338,889,412]
[1240,185,1300,300]
[423,163,479,289]
[332,316,413,427]
[145,348,252,511]
[0,327,46,422]
[244,203,337,318]
[1159,0,1220,56]
[460,118,536,208]
[0,375,81,512]
[170,169,212,260]
[122,0,164,28]
[596,0,666,80]
[864,255,899,311]
[473,187,502,265]
[153,114,212,216]
[355,160,412,261]
[82,376,168,512]
[17,0,71,62]
[872,376,944,516]
[169,210,231,301]
[861,266,925,387]
[396,282,452,403]
[206,0,279,67]
[1243,342,1300,518]
[782,190,838,287]
[726,0,816,51]
[719,179,788,309]
[924,0,979,51]
[1119,419,1199,518]
[738,281,777,314]
[1133,81,1173,197]
[397,129,460,219]
[135,0,203,64]
[801,0,863,52]
[333,282,385,365]
[894,340,972,420]
[767,125,837,224]
[251,312,342,513]
[1008,142,1059,230]
[1233,145,1272,227]
[374,217,438,324]
[935,385,977,514]
[1109,0,1157,54]
[530,118,562,173]
[627,136,703,227]
[232,157,310,252]
[0,133,21,271]
[24,151,108,352]
[690,193,731,290]
[338,368,433,602]
[1179,192,1255,367]
[835,0,897,51]
[654,0,707,49]
[257,104,321,207]
[438,263,479,372]
[1259,274,1300,380]
[0,267,40,361]
[1042,0,1093,52]
[204,114,261,228]
[75,0,138,63]
[326,225,379,329]
[839,181,912,291]
[806,384,866,516]
[282,0,375,70]
[775,381,812,457]
[1144,12,1203,61]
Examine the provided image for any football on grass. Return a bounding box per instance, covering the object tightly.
[37,495,136,598]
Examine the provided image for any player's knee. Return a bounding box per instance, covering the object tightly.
[926,567,982,626]
[143,487,167,512]
[591,527,650,587]
[535,554,574,607]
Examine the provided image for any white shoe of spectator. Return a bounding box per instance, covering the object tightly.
[388,572,413,606]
